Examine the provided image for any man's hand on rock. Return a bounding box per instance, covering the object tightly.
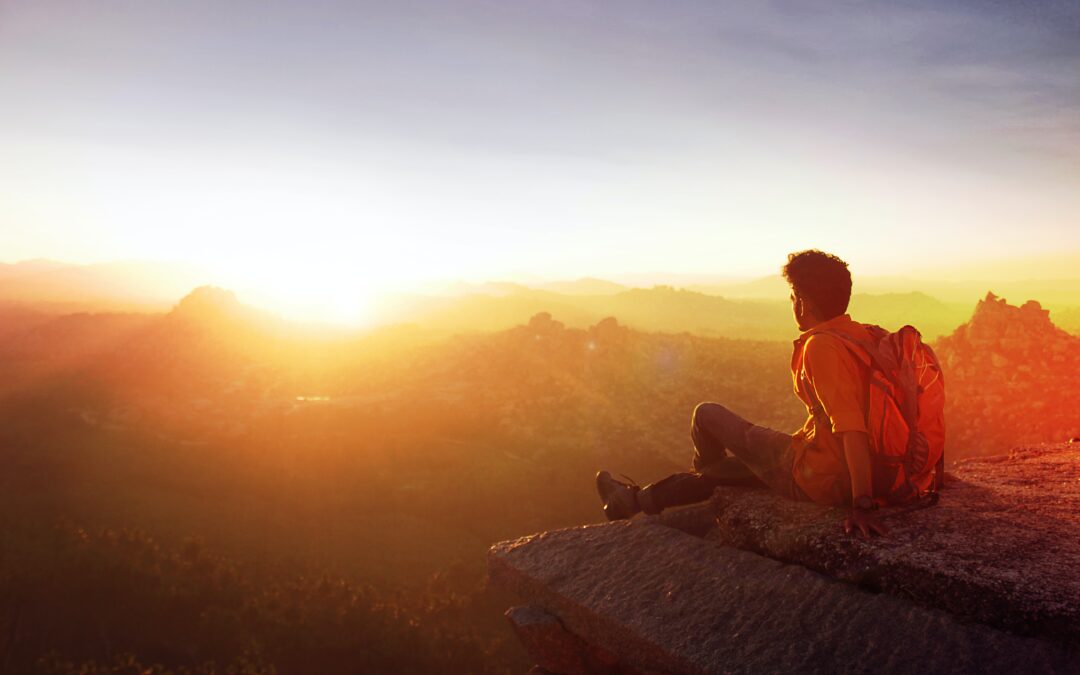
[843,507,890,539]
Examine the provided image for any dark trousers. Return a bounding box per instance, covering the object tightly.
[638,402,804,514]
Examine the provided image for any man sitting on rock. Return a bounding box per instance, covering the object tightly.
[597,249,890,538]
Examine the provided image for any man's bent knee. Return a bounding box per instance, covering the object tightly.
[691,402,734,470]
[691,402,729,432]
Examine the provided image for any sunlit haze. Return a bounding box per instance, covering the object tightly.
[2,1,1079,323]
[3,5,1080,672]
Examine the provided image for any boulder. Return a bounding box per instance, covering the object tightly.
[934,294,1080,453]
[489,520,1078,674]
[489,442,1080,673]
[708,442,1080,642]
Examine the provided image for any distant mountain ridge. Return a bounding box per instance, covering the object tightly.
[0,259,208,311]
[382,285,982,340]
[536,277,628,295]
[5,285,1071,462]
[2,258,1077,334]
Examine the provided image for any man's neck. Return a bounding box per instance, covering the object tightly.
[799,313,851,334]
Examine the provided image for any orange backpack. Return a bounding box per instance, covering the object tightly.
[815,325,946,504]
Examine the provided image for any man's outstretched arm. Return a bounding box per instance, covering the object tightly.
[840,430,890,538]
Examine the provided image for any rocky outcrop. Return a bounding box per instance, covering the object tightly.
[490,522,1078,674]
[170,285,244,322]
[934,293,1080,455]
[488,443,1080,673]
[708,443,1080,642]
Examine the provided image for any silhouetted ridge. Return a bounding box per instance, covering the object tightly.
[161,285,285,345]
[967,292,1065,338]
[526,311,565,336]
[935,292,1080,454]
[538,277,628,295]
[169,285,245,323]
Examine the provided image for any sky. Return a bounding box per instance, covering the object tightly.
[1,0,1078,320]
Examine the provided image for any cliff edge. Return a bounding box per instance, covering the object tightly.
[488,442,1080,674]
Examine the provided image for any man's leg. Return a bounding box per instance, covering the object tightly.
[634,457,762,514]
[637,402,797,514]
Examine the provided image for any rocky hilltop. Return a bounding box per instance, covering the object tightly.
[489,442,1080,674]
[934,293,1080,456]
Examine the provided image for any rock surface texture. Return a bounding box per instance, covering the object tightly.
[505,605,622,675]
[488,442,1080,674]
[710,442,1080,642]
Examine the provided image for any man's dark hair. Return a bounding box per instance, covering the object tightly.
[782,249,852,320]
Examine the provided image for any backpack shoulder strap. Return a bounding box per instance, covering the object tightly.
[807,329,877,371]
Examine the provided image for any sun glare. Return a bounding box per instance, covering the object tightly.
[213,258,381,327]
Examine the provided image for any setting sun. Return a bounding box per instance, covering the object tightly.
[214,255,381,326]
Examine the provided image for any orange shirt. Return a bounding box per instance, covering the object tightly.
[789,314,872,505]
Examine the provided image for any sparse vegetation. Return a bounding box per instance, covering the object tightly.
[0,288,1074,672]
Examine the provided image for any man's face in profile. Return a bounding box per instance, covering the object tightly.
[790,289,812,331]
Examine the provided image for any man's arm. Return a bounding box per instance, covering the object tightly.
[840,430,890,538]
[802,336,889,537]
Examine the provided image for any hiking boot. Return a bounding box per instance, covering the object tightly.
[595,470,642,521]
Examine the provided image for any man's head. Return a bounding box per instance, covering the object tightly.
[782,249,852,331]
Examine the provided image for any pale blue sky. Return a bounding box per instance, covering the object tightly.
[1,0,1077,318]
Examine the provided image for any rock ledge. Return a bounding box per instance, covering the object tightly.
[488,443,1080,673]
